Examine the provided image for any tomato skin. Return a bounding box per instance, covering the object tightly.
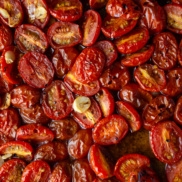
[18,51,55,89]
[89,0,108,9]
[177,38,182,66]
[0,158,26,182]
[150,121,182,164]
[174,96,182,125]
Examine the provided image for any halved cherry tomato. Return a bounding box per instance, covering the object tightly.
[18,51,55,88]
[21,160,51,182]
[89,0,108,9]
[0,158,26,182]
[149,121,182,164]
[47,21,82,49]
[114,153,151,181]
[134,64,166,92]
[115,27,149,54]
[48,0,83,22]
[174,96,182,125]
[42,80,74,120]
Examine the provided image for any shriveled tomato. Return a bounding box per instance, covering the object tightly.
[18,51,54,88]
[114,153,151,181]
[115,27,149,54]
[42,80,74,120]
[21,160,51,182]
[150,121,182,164]
[174,96,182,125]
[47,21,82,49]
[0,131,12,146]
[82,9,101,46]
[89,0,108,9]
[177,39,182,66]
[134,64,166,92]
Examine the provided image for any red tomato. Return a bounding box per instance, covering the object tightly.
[71,47,105,84]
[21,160,51,182]
[0,159,26,182]
[0,0,24,27]
[115,27,149,54]
[21,0,50,29]
[18,51,54,88]
[174,96,182,125]
[42,80,74,120]
[0,131,12,146]
[93,177,120,182]
[114,153,151,181]
[48,0,82,22]
[177,39,182,66]
[82,10,101,46]
[134,64,166,92]
[89,0,108,9]
[150,121,182,164]
[47,21,82,49]
[16,123,54,143]
[172,0,182,3]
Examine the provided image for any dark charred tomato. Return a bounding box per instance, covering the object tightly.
[20,104,50,124]
[161,68,182,97]
[15,24,48,53]
[42,80,74,120]
[164,3,182,34]
[116,101,142,132]
[88,144,114,179]
[10,84,41,108]
[49,161,72,182]
[114,153,151,181]
[92,114,128,145]
[134,64,166,92]
[174,96,182,125]
[71,47,105,84]
[99,61,130,90]
[49,117,80,140]
[165,158,182,182]
[106,0,140,19]
[82,9,101,47]
[48,0,82,22]
[0,158,26,182]
[0,0,24,27]
[18,51,54,88]
[152,32,177,70]
[89,0,108,9]
[94,40,118,67]
[64,71,100,96]
[0,46,22,85]
[115,27,149,54]
[0,24,12,52]
[178,39,182,66]
[139,0,166,34]
[0,108,20,140]
[68,129,93,159]
[150,121,182,164]
[95,87,115,117]
[121,45,154,67]
[0,141,33,161]
[52,47,79,78]
[72,97,102,129]
[16,123,54,143]
[21,0,50,29]
[142,95,175,130]
[47,20,82,49]
[72,159,96,182]
[101,15,137,39]
[34,141,68,162]
[21,160,51,182]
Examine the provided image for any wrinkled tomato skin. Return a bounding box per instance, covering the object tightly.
[150,121,182,164]
[89,0,108,9]
[174,96,182,125]
[0,159,26,182]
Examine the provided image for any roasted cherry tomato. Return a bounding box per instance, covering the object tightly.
[0,158,26,182]
[150,121,182,164]
[21,160,51,182]
[47,21,82,49]
[114,153,151,181]
[82,9,101,46]
[134,64,166,92]
[174,96,182,125]
[142,95,175,130]
[21,0,50,29]
[115,27,149,54]
[71,47,105,84]
[48,0,83,22]
[18,51,54,88]
[0,0,24,27]
[178,39,182,66]
[92,114,128,145]
[42,80,74,120]
[89,0,108,9]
